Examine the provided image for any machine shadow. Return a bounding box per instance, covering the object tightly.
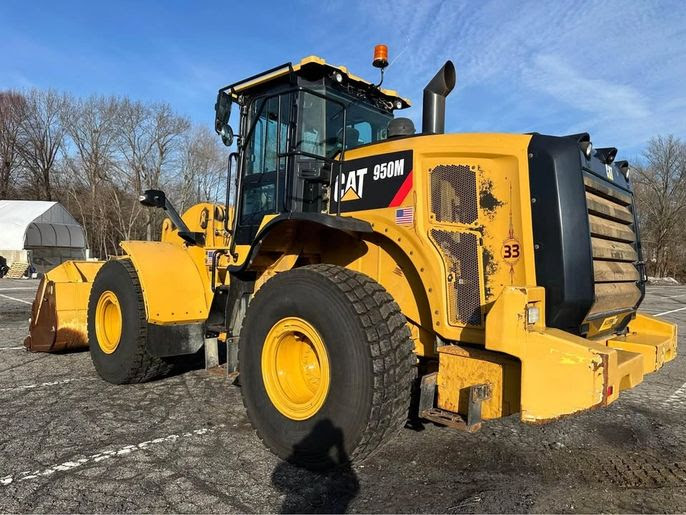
[271,419,360,514]
[163,343,226,379]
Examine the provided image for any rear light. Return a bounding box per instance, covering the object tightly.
[616,160,630,179]
[596,147,617,165]
[526,305,540,325]
[607,385,614,397]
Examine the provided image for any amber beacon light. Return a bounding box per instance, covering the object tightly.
[373,44,389,69]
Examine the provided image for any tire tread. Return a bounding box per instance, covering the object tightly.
[243,263,415,463]
[118,260,173,383]
[88,259,172,384]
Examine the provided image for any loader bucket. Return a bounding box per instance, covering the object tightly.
[24,260,104,352]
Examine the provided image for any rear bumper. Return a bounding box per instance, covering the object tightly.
[482,287,678,422]
[607,313,677,373]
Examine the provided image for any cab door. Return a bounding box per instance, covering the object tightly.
[235,93,293,244]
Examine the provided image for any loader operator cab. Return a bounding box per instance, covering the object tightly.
[214,56,410,245]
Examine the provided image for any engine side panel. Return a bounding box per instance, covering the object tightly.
[325,133,536,345]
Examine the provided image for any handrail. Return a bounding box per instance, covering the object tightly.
[223,152,239,235]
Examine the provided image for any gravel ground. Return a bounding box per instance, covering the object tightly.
[1,278,685,513]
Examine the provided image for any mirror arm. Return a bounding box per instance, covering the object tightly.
[139,189,205,246]
[163,198,205,246]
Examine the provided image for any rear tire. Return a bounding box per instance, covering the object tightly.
[239,264,415,468]
[88,259,172,384]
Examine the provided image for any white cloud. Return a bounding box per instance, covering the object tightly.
[338,0,686,154]
[525,53,650,119]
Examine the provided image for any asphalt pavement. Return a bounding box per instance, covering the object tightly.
[1,278,685,513]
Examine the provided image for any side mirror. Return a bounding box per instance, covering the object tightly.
[214,90,234,147]
[139,189,205,246]
[139,189,166,208]
[220,123,234,147]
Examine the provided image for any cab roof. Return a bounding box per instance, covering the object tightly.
[219,55,411,108]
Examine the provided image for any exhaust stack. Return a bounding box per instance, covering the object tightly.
[422,61,456,134]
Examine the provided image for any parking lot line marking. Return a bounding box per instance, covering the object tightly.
[0,293,32,305]
[0,378,93,392]
[655,306,686,317]
[0,424,225,486]
[0,288,36,292]
[0,346,25,351]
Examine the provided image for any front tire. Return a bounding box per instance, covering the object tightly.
[88,259,172,384]
[239,264,415,468]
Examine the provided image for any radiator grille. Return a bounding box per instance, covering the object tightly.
[430,165,478,224]
[431,230,482,326]
[583,174,642,320]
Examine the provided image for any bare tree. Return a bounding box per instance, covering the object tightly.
[177,125,227,211]
[16,89,69,200]
[0,91,27,198]
[111,98,151,241]
[633,135,686,278]
[115,100,189,240]
[63,95,121,252]
[1,86,231,255]
[144,104,190,239]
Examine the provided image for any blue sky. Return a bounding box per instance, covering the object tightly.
[1,0,685,159]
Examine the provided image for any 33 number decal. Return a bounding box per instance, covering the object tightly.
[502,238,521,264]
[502,243,520,259]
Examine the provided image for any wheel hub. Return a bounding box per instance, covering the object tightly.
[95,290,122,354]
[261,317,330,420]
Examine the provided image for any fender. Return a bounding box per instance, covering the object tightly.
[229,211,447,356]
[209,214,372,336]
[120,240,211,358]
[120,241,212,324]
[230,212,373,273]
[332,213,460,355]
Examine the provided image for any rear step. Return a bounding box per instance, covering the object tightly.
[614,349,644,393]
[608,313,678,372]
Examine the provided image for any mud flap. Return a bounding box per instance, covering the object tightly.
[145,322,204,358]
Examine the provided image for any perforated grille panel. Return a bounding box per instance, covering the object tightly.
[430,165,478,224]
[431,230,482,326]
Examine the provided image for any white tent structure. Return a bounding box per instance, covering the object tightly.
[0,200,87,274]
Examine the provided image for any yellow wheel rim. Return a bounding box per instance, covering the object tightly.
[95,290,123,354]
[261,317,330,420]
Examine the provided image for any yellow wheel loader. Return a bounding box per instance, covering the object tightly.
[25,49,677,468]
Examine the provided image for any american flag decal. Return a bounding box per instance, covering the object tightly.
[395,207,414,225]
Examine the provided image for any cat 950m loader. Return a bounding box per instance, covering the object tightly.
[25,47,677,468]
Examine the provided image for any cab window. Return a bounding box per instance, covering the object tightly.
[241,93,292,223]
[246,96,289,175]
[296,91,392,159]
[353,121,373,145]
